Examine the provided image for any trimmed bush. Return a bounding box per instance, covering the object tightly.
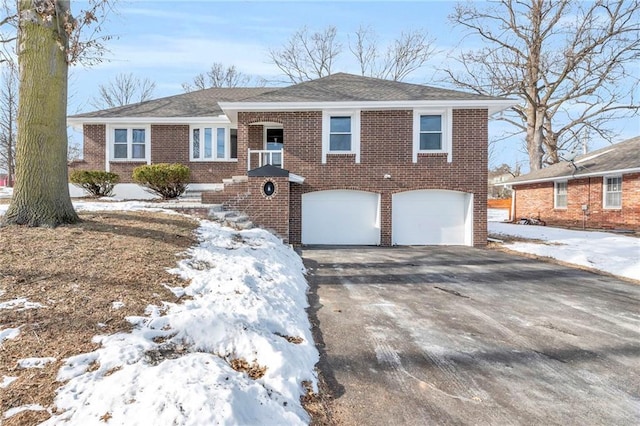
[132,163,190,200]
[69,170,119,197]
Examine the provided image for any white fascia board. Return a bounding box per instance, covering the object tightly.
[498,167,640,187]
[219,99,518,114]
[67,116,231,126]
[289,173,305,184]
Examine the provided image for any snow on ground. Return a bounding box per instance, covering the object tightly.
[0,202,319,425]
[3,404,47,420]
[489,219,640,282]
[0,327,20,343]
[17,357,57,369]
[1,376,18,388]
[0,297,45,310]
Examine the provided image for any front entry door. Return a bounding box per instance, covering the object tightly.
[264,127,283,167]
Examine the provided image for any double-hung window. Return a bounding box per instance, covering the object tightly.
[190,125,237,161]
[603,176,622,209]
[554,181,568,209]
[322,110,361,163]
[329,117,352,151]
[111,126,149,161]
[419,115,442,150]
[413,109,451,162]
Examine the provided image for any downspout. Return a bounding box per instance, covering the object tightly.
[510,187,516,222]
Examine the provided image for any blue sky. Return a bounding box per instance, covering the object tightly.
[69,0,640,171]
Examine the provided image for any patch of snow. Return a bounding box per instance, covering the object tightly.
[1,376,18,388]
[111,301,125,310]
[489,222,640,281]
[0,297,45,311]
[0,327,20,343]
[43,219,319,426]
[97,323,107,328]
[488,208,509,222]
[3,404,47,419]
[17,357,57,369]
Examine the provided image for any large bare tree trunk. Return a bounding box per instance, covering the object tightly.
[3,0,78,226]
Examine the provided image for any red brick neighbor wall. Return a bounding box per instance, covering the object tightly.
[237,109,488,247]
[74,124,243,184]
[513,173,640,230]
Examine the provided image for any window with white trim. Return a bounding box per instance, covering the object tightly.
[413,109,452,162]
[603,176,622,209]
[322,110,361,163]
[554,181,567,209]
[329,116,352,151]
[190,125,237,161]
[111,126,149,161]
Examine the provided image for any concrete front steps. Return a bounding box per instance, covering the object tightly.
[208,205,255,230]
[201,175,249,206]
[199,175,255,230]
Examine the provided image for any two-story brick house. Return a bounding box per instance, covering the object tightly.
[68,73,514,246]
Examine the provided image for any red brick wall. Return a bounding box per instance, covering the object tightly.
[78,124,243,184]
[222,176,290,240]
[513,173,640,230]
[238,109,488,246]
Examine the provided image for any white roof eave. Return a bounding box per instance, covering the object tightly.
[498,167,640,187]
[67,115,231,126]
[219,99,518,115]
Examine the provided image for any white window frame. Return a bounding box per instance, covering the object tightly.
[554,180,568,209]
[107,125,151,164]
[412,109,452,163]
[322,110,361,164]
[603,175,622,209]
[189,125,237,162]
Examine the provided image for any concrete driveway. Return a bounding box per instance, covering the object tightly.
[302,246,640,425]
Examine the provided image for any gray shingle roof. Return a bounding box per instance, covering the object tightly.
[69,87,273,119]
[506,136,640,185]
[236,73,507,103]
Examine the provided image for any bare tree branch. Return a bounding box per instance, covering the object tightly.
[268,26,342,83]
[91,72,156,109]
[444,0,640,170]
[182,63,263,92]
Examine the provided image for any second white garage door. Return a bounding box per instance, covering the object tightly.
[392,190,473,246]
[302,190,380,245]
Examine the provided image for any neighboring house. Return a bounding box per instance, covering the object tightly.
[501,136,640,230]
[488,172,514,199]
[68,73,515,246]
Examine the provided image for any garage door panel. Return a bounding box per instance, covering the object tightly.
[392,190,472,246]
[302,190,380,245]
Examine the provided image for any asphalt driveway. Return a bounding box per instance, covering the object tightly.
[302,246,640,425]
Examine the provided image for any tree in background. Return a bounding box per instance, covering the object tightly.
[444,0,639,170]
[92,72,156,109]
[349,26,437,82]
[269,26,341,83]
[182,63,265,92]
[0,61,17,186]
[2,0,113,227]
[268,25,437,84]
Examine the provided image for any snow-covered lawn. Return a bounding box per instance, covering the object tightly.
[1,201,319,425]
[488,209,640,281]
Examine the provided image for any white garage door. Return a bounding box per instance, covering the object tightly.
[392,190,473,246]
[302,190,380,245]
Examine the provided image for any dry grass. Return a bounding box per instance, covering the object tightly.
[0,211,198,425]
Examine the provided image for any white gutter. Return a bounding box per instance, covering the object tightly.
[499,167,640,187]
[219,99,518,117]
